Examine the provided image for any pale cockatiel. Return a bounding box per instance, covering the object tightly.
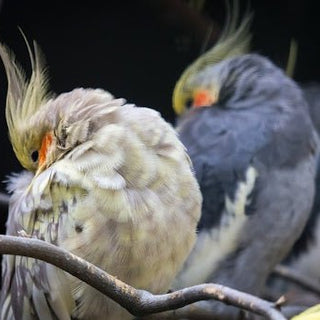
[0,40,202,320]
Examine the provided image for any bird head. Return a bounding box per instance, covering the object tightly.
[172,2,252,115]
[0,37,118,177]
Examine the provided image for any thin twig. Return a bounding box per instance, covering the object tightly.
[142,299,284,320]
[273,265,320,296]
[0,235,287,319]
[141,301,235,319]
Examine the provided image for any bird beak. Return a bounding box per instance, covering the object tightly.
[35,132,53,176]
[193,89,217,108]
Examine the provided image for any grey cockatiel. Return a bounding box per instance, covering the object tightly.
[0,39,202,319]
[171,6,319,319]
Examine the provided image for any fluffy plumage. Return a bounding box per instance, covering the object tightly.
[0,41,202,320]
[171,7,319,319]
[288,83,320,270]
[269,83,320,310]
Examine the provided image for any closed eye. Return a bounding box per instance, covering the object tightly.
[31,150,39,162]
[185,98,193,109]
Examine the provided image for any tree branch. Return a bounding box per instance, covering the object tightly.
[142,298,286,320]
[272,265,320,296]
[0,234,287,319]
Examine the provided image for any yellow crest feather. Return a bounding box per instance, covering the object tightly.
[172,0,253,115]
[285,38,298,78]
[0,33,50,164]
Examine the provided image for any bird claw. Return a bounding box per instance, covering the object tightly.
[17,230,32,238]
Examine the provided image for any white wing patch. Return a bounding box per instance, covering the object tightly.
[174,166,258,288]
[225,166,257,217]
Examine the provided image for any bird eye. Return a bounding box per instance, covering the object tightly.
[31,150,39,162]
[185,98,193,108]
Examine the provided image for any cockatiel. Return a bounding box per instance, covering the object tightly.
[171,4,319,319]
[0,39,202,320]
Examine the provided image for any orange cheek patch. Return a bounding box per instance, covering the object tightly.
[39,133,53,167]
[193,90,215,108]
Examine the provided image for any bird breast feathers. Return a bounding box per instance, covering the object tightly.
[8,98,198,229]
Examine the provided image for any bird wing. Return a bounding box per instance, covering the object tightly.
[174,106,264,286]
[175,101,317,291]
[178,107,264,230]
[1,170,77,320]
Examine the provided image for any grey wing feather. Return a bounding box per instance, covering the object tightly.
[1,171,73,320]
[178,107,268,230]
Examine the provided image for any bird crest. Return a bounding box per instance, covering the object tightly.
[0,33,51,168]
[172,0,253,115]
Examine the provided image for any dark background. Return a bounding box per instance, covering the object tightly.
[0,0,319,235]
